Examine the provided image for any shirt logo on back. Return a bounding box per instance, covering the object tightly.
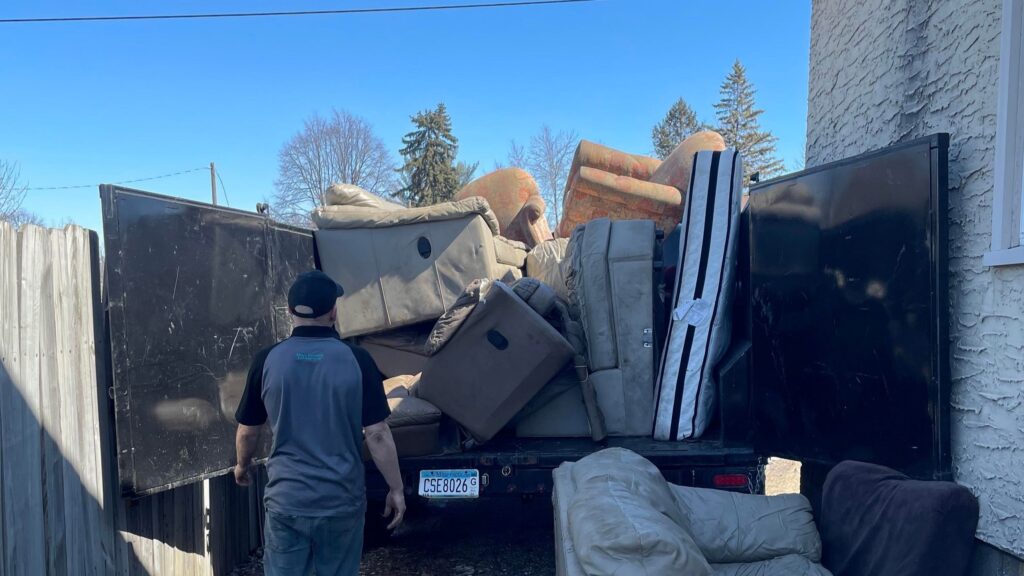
[295,352,324,362]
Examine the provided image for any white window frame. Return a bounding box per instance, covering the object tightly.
[985,0,1024,266]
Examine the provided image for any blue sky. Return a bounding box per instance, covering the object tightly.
[1,0,810,233]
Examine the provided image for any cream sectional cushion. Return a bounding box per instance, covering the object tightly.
[554,449,832,576]
[313,197,500,235]
[493,235,528,267]
[669,484,823,564]
[569,480,712,576]
[525,237,571,302]
[324,183,404,210]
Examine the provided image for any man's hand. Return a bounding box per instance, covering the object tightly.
[383,489,406,529]
[234,463,252,486]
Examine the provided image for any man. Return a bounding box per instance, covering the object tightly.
[233,270,405,576]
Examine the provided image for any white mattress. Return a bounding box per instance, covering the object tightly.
[654,150,742,441]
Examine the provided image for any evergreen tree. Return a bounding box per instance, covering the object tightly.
[651,98,706,159]
[397,103,460,206]
[713,60,784,184]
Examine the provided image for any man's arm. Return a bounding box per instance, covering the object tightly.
[234,346,272,486]
[350,345,404,529]
[234,424,261,486]
[364,421,405,529]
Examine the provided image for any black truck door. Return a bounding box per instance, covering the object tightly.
[100,185,316,496]
[746,135,951,480]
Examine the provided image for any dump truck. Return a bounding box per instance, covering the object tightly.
[97,134,951,543]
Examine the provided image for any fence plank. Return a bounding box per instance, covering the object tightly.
[173,486,186,576]
[0,221,17,576]
[56,227,103,575]
[2,225,48,576]
[39,230,69,576]
[69,228,110,574]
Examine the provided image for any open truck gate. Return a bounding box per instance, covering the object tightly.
[99,135,951,513]
[101,187,316,495]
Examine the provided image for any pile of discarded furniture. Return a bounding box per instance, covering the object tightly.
[312,133,984,576]
[312,130,741,456]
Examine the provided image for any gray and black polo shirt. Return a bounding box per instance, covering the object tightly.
[235,325,390,517]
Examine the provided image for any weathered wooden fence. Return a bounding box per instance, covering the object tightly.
[0,222,262,576]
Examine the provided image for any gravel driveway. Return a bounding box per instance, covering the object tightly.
[232,496,556,576]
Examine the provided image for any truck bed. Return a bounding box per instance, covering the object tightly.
[368,436,763,498]
[399,436,755,468]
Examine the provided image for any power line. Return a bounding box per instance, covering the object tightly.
[0,0,596,24]
[25,167,209,190]
[215,169,231,207]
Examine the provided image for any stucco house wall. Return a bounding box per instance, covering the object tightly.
[807,0,1024,559]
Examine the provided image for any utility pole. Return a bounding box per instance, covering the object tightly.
[210,162,218,205]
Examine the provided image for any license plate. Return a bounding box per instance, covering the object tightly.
[418,469,480,499]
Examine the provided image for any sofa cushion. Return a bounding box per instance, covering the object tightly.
[385,395,441,428]
[493,235,529,268]
[552,465,586,576]
[504,195,553,248]
[510,277,558,318]
[712,554,833,576]
[565,140,662,184]
[569,448,686,527]
[455,167,540,233]
[359,324,432,378]
[525,237,571,302]
[324,183,404,210]
[313,196,500,235]
[569,220,615,370]
[569,479,712,576]
[669,485,822,564]
[557,167,682,237]
[650,130,727,191]
[820,461,979,576]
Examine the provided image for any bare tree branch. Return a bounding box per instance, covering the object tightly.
[0,161,45,229]
[272,109,398,225]
[506,140,528,169]
[526,126,577,228]
[501,129,576,228]
[7,210,45,228]
[0,160,27,222]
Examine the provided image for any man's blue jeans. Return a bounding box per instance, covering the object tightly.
[263,508,365,576]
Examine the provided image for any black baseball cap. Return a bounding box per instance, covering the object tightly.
[288,271,344,318]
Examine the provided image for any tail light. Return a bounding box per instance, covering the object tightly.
[712,474,749,489]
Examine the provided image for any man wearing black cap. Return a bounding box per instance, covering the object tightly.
[233,270,404,576]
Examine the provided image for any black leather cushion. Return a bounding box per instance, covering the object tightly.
[820,461,979,576]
